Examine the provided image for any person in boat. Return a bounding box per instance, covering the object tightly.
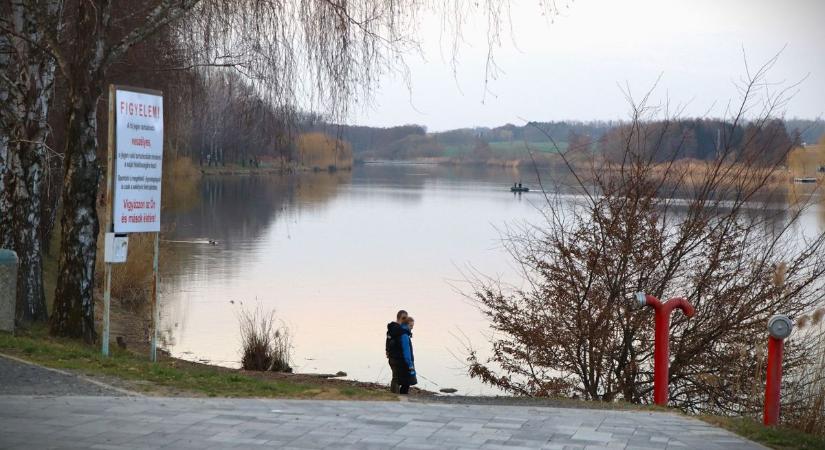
[386,309,408,393]
[397,316,417,394]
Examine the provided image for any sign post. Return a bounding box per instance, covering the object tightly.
[102,85,116,357]
[103,85,164,361]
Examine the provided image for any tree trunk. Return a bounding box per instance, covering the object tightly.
[11,143,49,323]
[0,2,57,323]
[0,33,13,251]
[0,136,11,251]
[50,90,102,342]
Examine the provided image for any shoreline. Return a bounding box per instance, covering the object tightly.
[155,349,439,398]
[199,163,355,176]
[85,293,434,399]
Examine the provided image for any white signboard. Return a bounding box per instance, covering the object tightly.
[112,88,163,233]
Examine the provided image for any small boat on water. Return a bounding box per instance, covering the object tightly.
[794,177,818,184]
[510,183,530,193]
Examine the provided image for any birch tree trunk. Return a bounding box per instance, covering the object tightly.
[50,88,102,341]
[0,134,11,252]
[47,0,198,340]
[0,32,14,251]
[0,141,11,251]
[0,1,58,323]
[11,144,50,323]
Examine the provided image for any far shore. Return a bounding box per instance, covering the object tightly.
[199,163,354,176]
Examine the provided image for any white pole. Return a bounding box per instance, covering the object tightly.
[102,85,115,357]
[102,263,112,356]
[150,232,160,362]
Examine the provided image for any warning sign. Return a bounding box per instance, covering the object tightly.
[112,88,163,233]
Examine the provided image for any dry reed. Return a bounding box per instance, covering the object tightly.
[784,307,825,436]
[237,303,292,372]
[93,223,155,312]
[297,132,353,171]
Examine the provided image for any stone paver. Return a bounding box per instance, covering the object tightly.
[0,354,123,396]
[0,396,765,449]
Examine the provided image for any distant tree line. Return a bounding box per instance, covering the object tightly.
[303,123,427,156]
[598,118,799,166]
[315,118,823,166]
[785,119,825,146]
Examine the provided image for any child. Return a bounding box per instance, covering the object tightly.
[398,316,417,394]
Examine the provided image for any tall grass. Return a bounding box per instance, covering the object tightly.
[237,304,292,372]
[787,142,825,178]
[785,307,825,436]
[93,225,154,312]
[297,132,353,171]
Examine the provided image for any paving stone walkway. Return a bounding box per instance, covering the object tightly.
[0,354,122,396]
[0,396,764,449]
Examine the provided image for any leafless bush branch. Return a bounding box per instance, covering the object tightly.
[466,56,825,429]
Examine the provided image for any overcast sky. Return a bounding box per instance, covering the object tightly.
[349,0,825,131]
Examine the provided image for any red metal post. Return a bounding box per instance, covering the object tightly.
[652,302,671,406]
[642,294,695,406]
[763,336,784,426]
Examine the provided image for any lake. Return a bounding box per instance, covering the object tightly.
[159,163,824,395]
[159,164,556,394]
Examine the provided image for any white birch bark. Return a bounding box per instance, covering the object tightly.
[0,0,60,322]
[0,28,14,250]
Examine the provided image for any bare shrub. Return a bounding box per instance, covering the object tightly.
[784,307,825,436]
[297,132,353,171]
[466,57,825,421]
[270,327,293,373]
[94,229,154,312]
[238,304,292,372]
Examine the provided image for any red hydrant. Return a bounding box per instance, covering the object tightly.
[636,292,696,406]
[764,315,793,426]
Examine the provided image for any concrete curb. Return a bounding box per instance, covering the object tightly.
[0,351,143,397]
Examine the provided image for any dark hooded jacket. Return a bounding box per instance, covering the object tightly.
[386,321,408,360]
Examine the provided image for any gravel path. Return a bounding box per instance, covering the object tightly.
[0,354,125,396]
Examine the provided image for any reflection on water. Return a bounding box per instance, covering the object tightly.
[160,164,546,394]
[159,164,824,395]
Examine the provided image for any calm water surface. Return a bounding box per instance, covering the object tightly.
[159,164,824,395]
[160,164,552,394]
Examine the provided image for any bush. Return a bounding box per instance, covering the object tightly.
[94,226,154,312]
[237,304,292,372]
[465,62,825,415]
[297,132,353,170]
[784,307,825,436]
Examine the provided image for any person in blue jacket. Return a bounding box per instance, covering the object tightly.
[386,310,408,393]
[398,317,417,394]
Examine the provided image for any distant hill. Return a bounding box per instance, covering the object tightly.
[299,119,825,166]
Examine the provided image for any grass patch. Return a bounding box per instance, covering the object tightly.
[0,327,393,401]
[700,416,825,450]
